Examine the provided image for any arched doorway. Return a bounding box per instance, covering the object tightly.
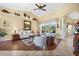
[65,12,79,35]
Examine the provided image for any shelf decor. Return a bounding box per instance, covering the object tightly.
[1,9,10,14]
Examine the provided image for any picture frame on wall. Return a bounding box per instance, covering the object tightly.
[24,20,31,30]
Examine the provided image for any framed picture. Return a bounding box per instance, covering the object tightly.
[42,25,56,33]
[24,20,31,30]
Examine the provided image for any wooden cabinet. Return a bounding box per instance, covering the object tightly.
[47,36,55,46]
[73,33,79,56]
[73,33,79,47]
[12,34,20,41]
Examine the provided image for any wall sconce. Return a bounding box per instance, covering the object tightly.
[57,23,59,28]
[3,20,6,27]
[67,22,70,28]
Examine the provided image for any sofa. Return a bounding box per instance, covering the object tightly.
[33,35,47,49]
[19,30,32,39]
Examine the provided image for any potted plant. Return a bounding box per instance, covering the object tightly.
[0,32,7,39]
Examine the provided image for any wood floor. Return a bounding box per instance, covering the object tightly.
[0,40,42,51]
[0,37,61,51]
[0,39,59,51]
[0,35,76,56]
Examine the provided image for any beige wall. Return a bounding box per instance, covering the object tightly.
[0,3,79,39]
[38,4,79,37]
[0,9,39,39]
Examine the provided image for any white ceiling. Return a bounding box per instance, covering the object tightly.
[0,3,66,16]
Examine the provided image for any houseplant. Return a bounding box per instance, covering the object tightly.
[0,32,7,38]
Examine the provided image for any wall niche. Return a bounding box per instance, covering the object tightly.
[1,9,10,14]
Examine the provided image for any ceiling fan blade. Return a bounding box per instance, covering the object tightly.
[35,4,40,7]
[34,8,39,10]
[42,4,46,8]
[42,9,46,11]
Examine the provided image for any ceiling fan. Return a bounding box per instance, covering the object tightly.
[34,4,47,11]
